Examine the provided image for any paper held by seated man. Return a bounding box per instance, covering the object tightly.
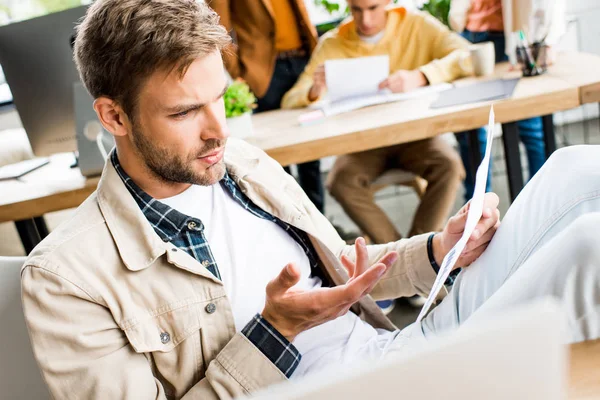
[417,106,496,322]
[316,55,452,117]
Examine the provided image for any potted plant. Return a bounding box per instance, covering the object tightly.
[224,79,257,139]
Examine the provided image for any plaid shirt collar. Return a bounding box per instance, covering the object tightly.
[111,150,223,243]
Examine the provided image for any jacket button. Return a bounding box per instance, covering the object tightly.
[160,332,171,344]
[205,303,217,314]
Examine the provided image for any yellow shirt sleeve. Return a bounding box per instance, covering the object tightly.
[281,35,339,109]
[417,14,473,84]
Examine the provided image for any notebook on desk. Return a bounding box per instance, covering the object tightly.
[0,158,50,181]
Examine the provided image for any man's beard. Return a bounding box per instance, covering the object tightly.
[131,126,226,187]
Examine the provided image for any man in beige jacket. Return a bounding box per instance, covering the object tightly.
[21,1,600,399]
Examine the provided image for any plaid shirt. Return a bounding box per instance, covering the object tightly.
[111,151,320,378]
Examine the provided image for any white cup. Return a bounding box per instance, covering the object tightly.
[469,41,496,77]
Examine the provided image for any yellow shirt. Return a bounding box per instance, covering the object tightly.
[282,7,473,108]
[270,0,303,51]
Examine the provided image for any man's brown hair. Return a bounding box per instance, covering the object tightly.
[74,0,231,118]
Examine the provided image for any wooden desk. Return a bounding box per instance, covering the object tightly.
[247,58,582,200]
[569,339,600,399]
[2,52,600,253]
[248,65,577,167]
[0,153,98,252]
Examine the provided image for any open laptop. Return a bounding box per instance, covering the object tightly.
[246,299,567,400]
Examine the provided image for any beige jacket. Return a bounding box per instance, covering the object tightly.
[449,0,566,62]
[21,139,438,399]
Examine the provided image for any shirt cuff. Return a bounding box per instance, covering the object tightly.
[241,314,301,378]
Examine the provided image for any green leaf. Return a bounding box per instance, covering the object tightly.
[223,81,257,119]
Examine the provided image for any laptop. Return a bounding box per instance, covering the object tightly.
[246,299,567,400]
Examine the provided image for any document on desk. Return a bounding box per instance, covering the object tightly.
[314,55,452,117]
[320,84,453,117]
[416,106,496,323]
[325,55,389,103]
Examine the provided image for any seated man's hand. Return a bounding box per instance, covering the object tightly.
[379,69,428,93]
[308,64,327,101]
[262,237,398,342]
[433,192,501,269]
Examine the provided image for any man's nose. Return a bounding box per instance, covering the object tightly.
[201,102,230,141]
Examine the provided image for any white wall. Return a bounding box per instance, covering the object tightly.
[552,1,600,125]
[564,0,600,56]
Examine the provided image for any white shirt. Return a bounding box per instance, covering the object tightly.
[161,183,396,377]
[359,30,385,44]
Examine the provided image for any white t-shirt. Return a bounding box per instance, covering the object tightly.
[160,183,396,377]
[359,30,385,44]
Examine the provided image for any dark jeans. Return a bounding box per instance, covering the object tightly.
[255,57,325,213]
[457,30,547,200]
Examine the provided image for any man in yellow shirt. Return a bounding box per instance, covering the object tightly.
[209,0,325,213]
[282,0,471,245]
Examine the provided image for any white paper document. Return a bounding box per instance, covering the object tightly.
[416,106,496,323]
[321,83,452,117]
[324,55,389,103]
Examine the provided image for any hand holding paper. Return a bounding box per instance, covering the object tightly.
[416,107,501,323]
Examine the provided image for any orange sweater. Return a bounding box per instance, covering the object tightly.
[466,0,504,32]
[270,0,303,51]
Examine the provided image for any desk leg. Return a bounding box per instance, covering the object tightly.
[466,129,482,189]
[15,216,49,255]
[501,122,525,202]
[34,216,49,238]
[542,114,557,159]
[15,219,42,255]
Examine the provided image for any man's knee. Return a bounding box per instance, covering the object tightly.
[566,213,600,257]
[543,145,589,175]
[326,162,366,201]
[429,148,466,183]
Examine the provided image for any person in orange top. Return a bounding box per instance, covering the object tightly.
[208,0,325,213]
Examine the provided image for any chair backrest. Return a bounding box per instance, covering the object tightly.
[0,256,50,398]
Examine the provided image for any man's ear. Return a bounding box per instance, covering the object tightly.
[93,97,131,138]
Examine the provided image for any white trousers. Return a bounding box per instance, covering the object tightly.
[295,146,600,377]
[413,145,600,344]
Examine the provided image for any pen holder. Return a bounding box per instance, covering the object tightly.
[516,43,549,77]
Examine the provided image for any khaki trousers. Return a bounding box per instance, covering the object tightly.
[326,137,465,243]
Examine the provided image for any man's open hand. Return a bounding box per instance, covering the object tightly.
[433,193,501,269]
[261,238,398,341]
[379,69,428,93]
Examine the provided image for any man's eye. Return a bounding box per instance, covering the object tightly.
[172,110,190,119]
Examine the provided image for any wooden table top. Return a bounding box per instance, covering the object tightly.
[0,153,98,222]
[247,52,597,166]
[569,339,600,399]
[1,51,599,223]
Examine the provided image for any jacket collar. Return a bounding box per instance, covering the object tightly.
[96,154,168,272]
